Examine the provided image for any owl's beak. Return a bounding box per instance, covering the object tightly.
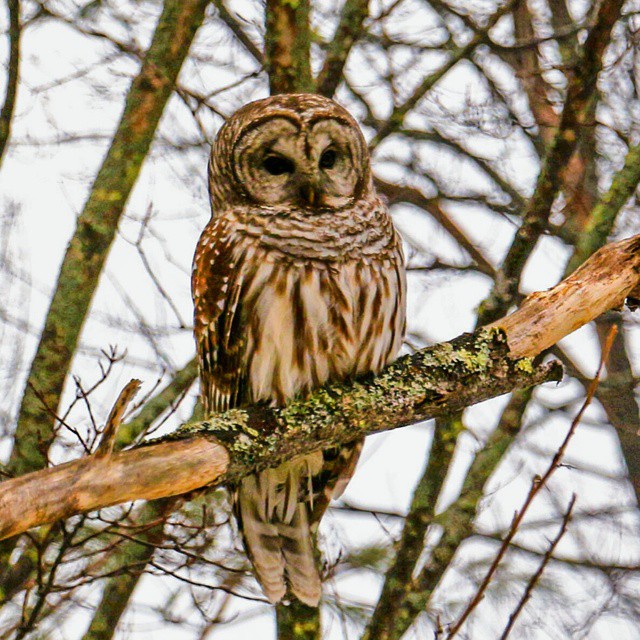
[298,180,318,206]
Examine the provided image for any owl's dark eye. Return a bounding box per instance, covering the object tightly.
[262,155,294,176]
[319,148,337,170]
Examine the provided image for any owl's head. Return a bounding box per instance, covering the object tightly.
[209,94,372,212]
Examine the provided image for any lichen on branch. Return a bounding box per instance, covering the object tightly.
[170,327,560,482]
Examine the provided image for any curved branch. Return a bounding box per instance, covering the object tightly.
[1,233,640,542]
[0,329,556,542]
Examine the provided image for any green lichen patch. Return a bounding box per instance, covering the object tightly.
[166,325,560,487]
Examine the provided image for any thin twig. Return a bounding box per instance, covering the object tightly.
[96,379,142,457]
[446,326,617,638]
[499,495,576,640]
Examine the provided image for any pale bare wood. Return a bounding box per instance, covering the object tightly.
[490,235,640,357]
[0,438,229,540]
[0,234,638,542]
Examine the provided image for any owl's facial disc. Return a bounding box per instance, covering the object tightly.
[233,116,364,210]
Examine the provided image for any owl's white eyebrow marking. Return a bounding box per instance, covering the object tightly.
[234,114,302,147]
[307,115,352,129]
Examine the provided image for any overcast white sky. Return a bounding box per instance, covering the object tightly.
[1,0,639,638]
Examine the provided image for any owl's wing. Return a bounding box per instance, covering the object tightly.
[192,218,247,414]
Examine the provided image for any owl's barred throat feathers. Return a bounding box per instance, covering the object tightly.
[192,94,406,606]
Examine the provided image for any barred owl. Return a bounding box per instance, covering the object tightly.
[192,94,406,606]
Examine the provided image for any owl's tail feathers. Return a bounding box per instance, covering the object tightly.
[236,456,323,607]
[277,503,322,606]
[236,482,287,603]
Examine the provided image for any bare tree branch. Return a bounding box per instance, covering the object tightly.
[371,1,516,147]
[498,496,576,640]
[2,232,640,543]
[488,235,640,358]
[317,0,369,97]
[478,0,625,324]
[212,0,264,66]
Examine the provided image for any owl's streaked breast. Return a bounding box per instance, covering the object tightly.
[242,247,405,405]
[193,199,406,409]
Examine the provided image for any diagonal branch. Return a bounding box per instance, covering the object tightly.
[498,496,576,640]
[11,0,209,478]
[316,0,369,97]
[96,379,141,457]
[567,139,640,274]
[1,233,640,542]
[478,0,625,324]
[212,0,264,65]
[0,327,558,542]
[488,235,640,358]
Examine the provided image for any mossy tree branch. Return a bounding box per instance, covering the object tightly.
[11,0,208,478]
[0,327,560,542]
[2,232,640,542]
[265,0,313,94]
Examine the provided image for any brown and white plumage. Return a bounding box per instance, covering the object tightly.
[192,94,406,606]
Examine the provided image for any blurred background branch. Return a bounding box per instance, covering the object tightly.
[1,0,640,638]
